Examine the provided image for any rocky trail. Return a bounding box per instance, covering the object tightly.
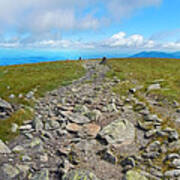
[0,61,180,179]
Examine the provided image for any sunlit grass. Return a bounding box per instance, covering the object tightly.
[0,60,85,141]
[107,58,180,102]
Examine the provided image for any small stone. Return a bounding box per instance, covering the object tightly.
[40,154,48,162]
[98,148,117,164]
[33,118,43,131]
[68,113,91,124]
[147,83,161,91]
[0,139,11,154]
[22,155,32,162]
[12,145,24,153]
[62,169,100,180]
[9,94,15,99]
[171,159,180,168]
[164,169,180,178]
[19,124,32,131]
[16,164,30,177]
[166,153,180,161]
[26,91,34,99]
[30,138,42,148]
[31,169,49,180]
[11,123,18,133]
[169,130,179,142]
[125,170,148,180]
[145,129,157,138]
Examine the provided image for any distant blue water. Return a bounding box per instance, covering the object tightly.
[0,48,129,66]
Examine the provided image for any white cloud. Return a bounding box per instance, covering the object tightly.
[1,31,180,52]
[104,32,156,49]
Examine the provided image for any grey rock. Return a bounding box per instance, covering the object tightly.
[0,98,12,116]
[166,153,180,161]
[26,91,34,99]
[12,145,24,153]
[0,139,11,153]
[171,159,180,168]
[98,148,117,164]
[9,94,15,99]
[169,130,179,141]
[147,83,161,91]
[145,129,157,138]
[11,123,18,133]
[144,114,162,123]
[164,169,180,177]
[62,169,100,180]
[33,118,43,131]
[31,169,49,180]
[19,124,32,131]
[125,170,148,180]
[1,164,20,179]
[68,113,91,124]
[16,164,30,178]
[22,155,32,162]
[98,118,135,146]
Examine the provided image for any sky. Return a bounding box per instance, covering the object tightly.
[0,0,180,58]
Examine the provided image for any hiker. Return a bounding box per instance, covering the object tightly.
[99,56,107,65]
[79,57,82,61]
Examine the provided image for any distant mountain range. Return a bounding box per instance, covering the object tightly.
[130,51,180,59]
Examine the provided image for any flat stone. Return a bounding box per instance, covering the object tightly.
[68,113,91,124]
[83,123,101,137]
[66,123,82,133]
[98,118,135,146]
[62,169,100,180]
[147,83,161,91]
[19,124,32,131]
[0,139,11,154]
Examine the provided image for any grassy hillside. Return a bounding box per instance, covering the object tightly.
[0,60,85,141]
[107,58,180,103]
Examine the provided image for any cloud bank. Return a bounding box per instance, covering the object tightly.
[0,31,180,51]
[1,0,179,51]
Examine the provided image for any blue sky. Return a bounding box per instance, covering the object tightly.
[0,0,180,57]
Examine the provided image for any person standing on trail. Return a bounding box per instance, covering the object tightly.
[99,56,107,65]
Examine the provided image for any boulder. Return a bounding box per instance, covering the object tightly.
[98,118,135,146]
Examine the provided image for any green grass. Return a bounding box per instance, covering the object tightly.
[0,60,85,141]
[107,58,180,102]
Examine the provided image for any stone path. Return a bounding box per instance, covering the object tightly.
[0,61,180,180]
